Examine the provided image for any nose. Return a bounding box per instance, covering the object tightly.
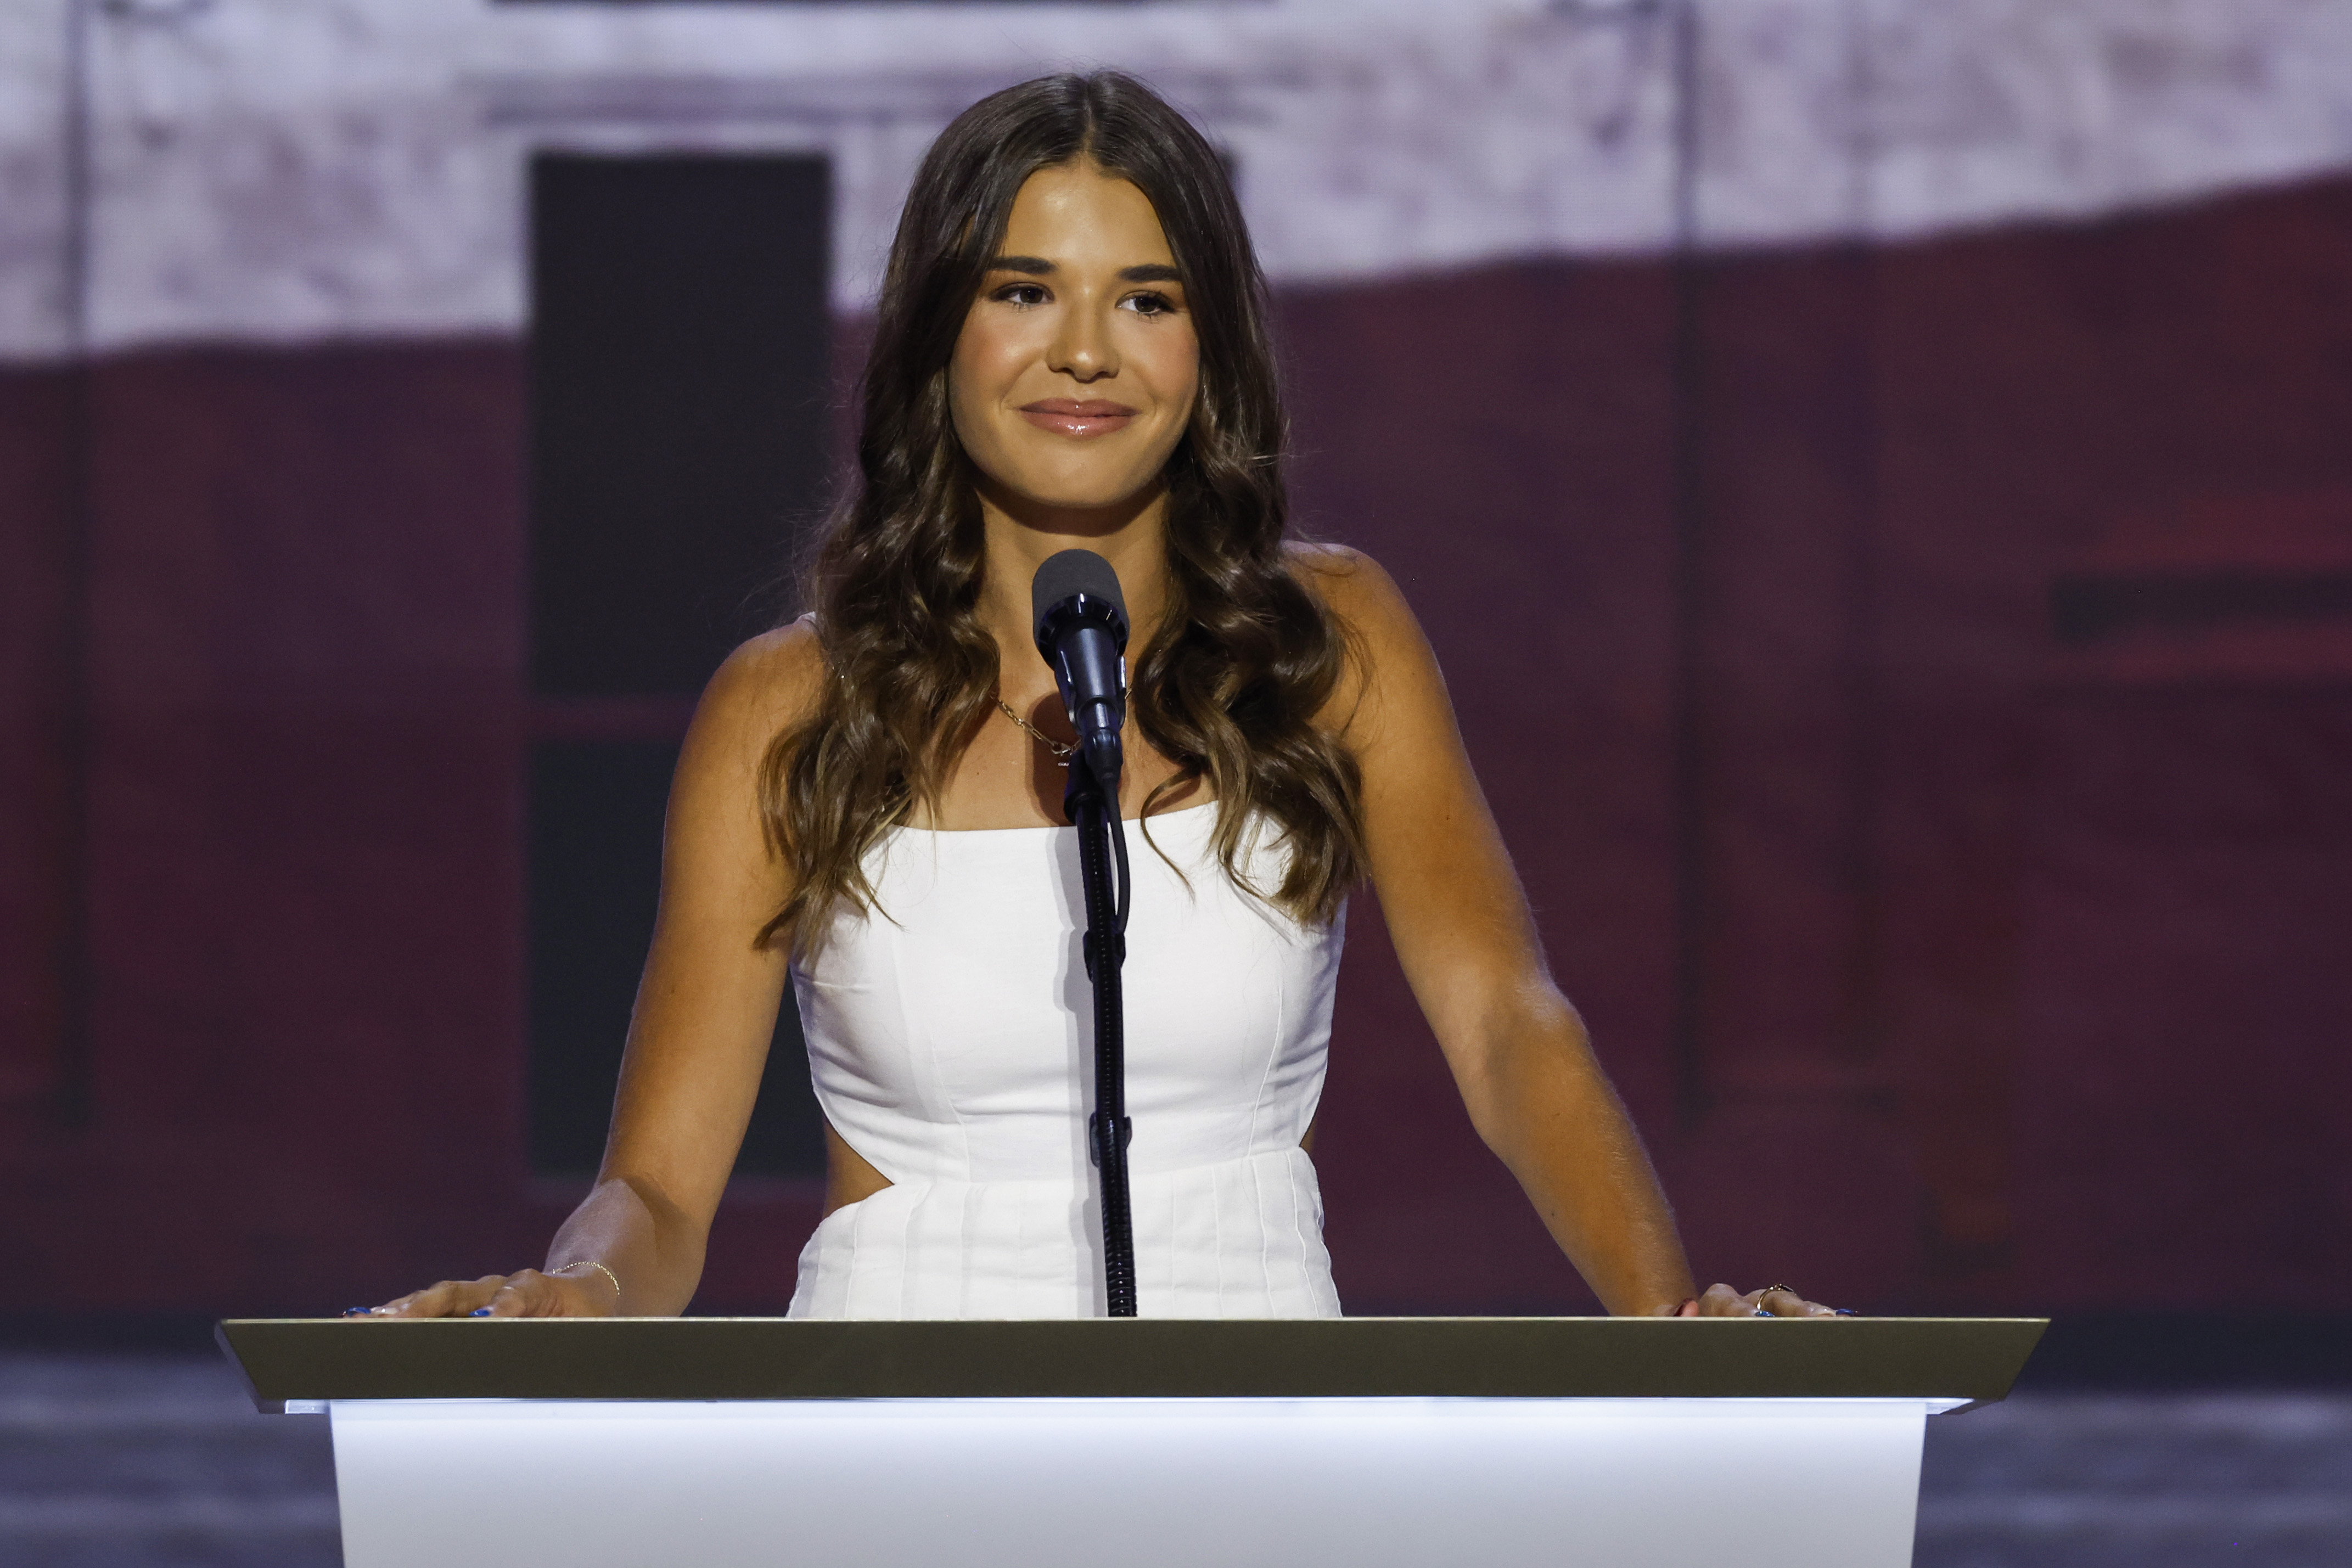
[1046,292,1118,383]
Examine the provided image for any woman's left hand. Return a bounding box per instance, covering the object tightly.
[1681,1283,1851,1318]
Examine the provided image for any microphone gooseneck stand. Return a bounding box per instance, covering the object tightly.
[1032,548,1138,1318]
[1065,738,1137,1317]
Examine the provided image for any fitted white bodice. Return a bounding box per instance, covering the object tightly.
[786,802,1346,1318]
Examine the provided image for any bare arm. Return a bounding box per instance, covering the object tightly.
[365,625,822,1318]
[1304,548,1695,1317]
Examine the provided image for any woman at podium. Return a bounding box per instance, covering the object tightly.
[363,72,1837,1325]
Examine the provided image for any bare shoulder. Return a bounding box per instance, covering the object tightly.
[684,616,830,771]
[1284,541,1420,643]
[1282,542,1438,724]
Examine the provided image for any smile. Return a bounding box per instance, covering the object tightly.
[1018,400,1138,438]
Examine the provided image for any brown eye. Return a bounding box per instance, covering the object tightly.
[1121,291,1176,318]
[996,283,1049,307]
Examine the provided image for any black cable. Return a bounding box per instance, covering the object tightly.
[1112,802,1131,935]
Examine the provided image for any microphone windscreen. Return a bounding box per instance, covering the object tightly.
[1031,549,1129,644]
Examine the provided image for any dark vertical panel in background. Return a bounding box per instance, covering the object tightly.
[527,741,821,1177]
[529,154,830,695]
[0,371,76,1115]
[526,154,830,1177]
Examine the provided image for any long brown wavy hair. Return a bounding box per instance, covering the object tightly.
[760,71,1364,953]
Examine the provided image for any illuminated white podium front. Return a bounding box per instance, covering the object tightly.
[217,1316,2043,1568]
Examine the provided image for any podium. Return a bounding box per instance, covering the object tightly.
[217,1316,2043,1568]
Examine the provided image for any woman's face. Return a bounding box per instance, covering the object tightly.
[948,160,1199,520]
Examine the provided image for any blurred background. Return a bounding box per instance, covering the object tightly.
[2,0,2349,1563]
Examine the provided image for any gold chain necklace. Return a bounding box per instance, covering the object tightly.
[996,694,1075,762]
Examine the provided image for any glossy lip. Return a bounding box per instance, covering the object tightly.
[1018,398,1139,438]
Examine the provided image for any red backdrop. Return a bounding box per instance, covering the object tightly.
[4,176,2349,1316]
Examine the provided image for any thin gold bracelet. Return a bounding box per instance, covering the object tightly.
[547,1260,622,1298]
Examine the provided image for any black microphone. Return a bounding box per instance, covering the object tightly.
[1031,549,1130,793]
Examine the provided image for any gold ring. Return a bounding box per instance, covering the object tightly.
[1752,1283,1798,1317]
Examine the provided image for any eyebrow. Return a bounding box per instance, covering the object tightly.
[984,255,1185,285]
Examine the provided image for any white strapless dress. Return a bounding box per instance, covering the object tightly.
[785,802,1345,1318]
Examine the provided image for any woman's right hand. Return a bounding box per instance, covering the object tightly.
[344,1267,620,1319]
[343,635,818,1330]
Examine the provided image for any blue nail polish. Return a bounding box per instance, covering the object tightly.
[469,1307,492,1317]
[341,1307,372,1317]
